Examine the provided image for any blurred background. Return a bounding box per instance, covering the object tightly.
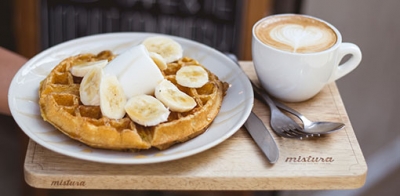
[1,0,399,195]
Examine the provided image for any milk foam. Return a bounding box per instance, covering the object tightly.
[255,15,337,53]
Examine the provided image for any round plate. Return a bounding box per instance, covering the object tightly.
[8,32,253,164]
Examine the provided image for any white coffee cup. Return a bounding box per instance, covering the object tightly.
[252,14,362,102]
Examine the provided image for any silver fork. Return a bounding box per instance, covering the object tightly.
[252,82,309,139]
[225,53,309,139]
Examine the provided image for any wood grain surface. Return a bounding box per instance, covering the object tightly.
[24,61,367,190]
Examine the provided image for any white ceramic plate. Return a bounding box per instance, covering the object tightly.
[8,32,253,164]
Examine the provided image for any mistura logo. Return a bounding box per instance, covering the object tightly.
[51,179,86,187]
[285,155,334,163]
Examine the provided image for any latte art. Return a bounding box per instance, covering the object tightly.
[271,25,325,52]
[255,15,337,53]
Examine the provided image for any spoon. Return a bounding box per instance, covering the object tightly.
[273,101,345,135]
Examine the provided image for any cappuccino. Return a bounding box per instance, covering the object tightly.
[255,15,337,53]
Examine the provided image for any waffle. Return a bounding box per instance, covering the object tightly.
[39,51,228,150]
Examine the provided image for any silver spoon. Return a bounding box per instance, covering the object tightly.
[273,101,345,135]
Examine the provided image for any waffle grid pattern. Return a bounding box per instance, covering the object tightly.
[39,51,227,150]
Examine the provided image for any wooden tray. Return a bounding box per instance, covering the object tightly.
[24,61,367,190]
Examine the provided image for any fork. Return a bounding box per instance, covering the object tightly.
[225,53,310,139]
[252,82,310,139]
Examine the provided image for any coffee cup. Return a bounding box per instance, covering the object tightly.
[252,14,362,102]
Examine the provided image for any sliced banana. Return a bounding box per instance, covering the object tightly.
[99,74,127,119]
[79,66,103,106]
[155,79,197,112]
[70,60,108,77]
[125,94,170,127]
[142,36,183,63]
[176,65,209,88]
[149,52,167,70]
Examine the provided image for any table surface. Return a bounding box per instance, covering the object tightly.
[24,61,367,190]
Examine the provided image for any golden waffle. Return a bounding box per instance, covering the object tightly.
[39,51,228,150]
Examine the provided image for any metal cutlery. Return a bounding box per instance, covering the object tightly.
[244,112,279,163]
[251,82,311,139]
[274,101,345,135]
[225,53,279,163]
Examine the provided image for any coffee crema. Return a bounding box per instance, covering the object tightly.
[255,15,337,53]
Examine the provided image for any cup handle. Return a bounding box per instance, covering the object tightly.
[329,42,362,82]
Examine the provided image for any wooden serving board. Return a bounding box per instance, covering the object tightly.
[24,61,367,190]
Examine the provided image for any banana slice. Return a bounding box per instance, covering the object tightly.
[70,60,108,77]
[142,36,183,63]
[149,52,167,70]
[155,79,197,112]
[99,74,127,119]
[176,65,209,88]
[125,94,170,127]
[79,66,103,106]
